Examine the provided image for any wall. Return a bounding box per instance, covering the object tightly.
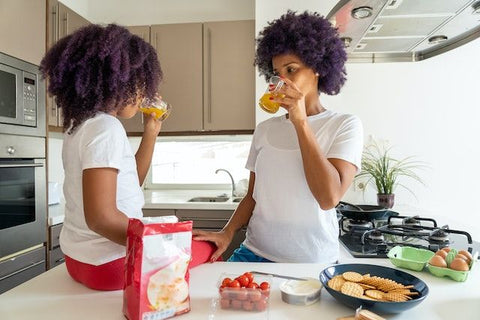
[79,0,254,25]
[255,0,480,237]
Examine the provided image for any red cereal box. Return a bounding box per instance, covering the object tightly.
[123,217,193,320]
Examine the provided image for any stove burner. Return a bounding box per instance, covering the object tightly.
[403,217,421,226]
[367,230,385,243]
[347,220,372,228]
[340,217,374,233]
[429,229,450,243]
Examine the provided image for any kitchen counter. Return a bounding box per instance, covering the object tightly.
[47,189,240,226]
[1,253,479,320]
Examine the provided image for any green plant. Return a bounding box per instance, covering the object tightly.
[356,143,425,195]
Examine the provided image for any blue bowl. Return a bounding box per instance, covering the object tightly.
[319,263,429,314]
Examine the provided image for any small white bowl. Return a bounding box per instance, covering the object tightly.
[279,278,322,306]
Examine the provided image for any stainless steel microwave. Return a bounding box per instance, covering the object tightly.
[0,51,45,137]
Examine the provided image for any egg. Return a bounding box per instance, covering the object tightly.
[442,247,451,253]
[450,258,470,271]
[429,255,447,268]
[458,250,473,262]
[455,254,471,265]
[435,250,448,259]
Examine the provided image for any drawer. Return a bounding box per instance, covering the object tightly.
[0,246,46,279]
[176,209,234,220]
[179,218,228,229]
[49,223,62,249]
[143,209,176,217]
[49,247,65,269]
[0,260,45,294]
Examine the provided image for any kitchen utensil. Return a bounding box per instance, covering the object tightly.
[250,270,307,281]
[387,246,435,272]
[279,277,322,306]
[336,202,398,220]
[319,264,429,314]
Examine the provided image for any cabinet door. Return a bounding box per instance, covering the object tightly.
[151,23,203,132]
[203,21,255,131]
[48,2,90,128]
[118,26,152,133]
[0,0,46,65]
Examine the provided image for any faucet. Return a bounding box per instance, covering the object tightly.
[215,168,236,198]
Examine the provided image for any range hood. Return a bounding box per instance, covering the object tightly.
[326,0,480,62]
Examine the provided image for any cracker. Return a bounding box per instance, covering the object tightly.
[340,282,364,298]
[342,271,363,282]
[328,275,346,291]
[365,289,384,300]
[383,292,409,302]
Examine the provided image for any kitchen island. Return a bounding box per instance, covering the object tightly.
[1,253,478,320]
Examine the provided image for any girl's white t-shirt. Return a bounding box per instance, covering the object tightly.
[60,113,144,265]
[243,110,363,263]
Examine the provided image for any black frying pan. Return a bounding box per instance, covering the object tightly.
[336,201,398,220]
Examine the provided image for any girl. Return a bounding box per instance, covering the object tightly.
[194,11,364,263]
[41,23,164,290]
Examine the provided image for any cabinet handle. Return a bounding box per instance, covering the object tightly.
[52,5,58,42]
[207,27,212,123]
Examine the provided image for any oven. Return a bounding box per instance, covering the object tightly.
[0,51,45,137]
[0,134,47,293]
[0,51,47,293]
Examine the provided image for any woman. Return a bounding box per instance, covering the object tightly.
[194,11,363,263]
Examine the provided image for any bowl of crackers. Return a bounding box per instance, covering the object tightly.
[319,264,428,314]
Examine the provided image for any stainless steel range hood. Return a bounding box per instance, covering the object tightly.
[326,0,480,62]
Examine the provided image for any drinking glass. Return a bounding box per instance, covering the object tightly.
[139,96,172,121]
[258,76,285,114]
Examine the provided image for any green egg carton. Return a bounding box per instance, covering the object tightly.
[426,251,477,282]
[387,246,435,272]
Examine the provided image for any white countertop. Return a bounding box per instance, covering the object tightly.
[1,253,479,320]
[47,189,240,226]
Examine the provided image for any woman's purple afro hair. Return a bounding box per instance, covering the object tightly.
[40,24,162,133]
[255,11,347,95]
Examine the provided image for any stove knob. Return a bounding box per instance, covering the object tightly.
[377,244,388,253]
[7,146,15,155]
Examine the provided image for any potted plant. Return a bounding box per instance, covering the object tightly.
[355,142,425,208]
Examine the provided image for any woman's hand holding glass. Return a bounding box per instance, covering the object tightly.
[271,77,307,124]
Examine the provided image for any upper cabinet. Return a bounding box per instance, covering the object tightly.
[121,20,255,135]
[47,0,90,130]
[0,0,46,65]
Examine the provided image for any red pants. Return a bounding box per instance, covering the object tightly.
[65,240,218,291]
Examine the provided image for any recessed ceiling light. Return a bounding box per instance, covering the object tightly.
[341,37,352,48]
[428,35,448,44]
[351,6,373,19]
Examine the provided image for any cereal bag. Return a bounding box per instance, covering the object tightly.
[123,217,192,320]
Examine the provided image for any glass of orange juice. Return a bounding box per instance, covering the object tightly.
[139,96,172,121]
[259,76,285,114]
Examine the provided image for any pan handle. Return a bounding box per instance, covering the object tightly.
[337,201,364,211]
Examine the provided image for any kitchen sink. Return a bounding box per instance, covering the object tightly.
[188,196,229,203]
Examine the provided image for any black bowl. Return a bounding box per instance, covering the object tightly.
[319,263,429,314]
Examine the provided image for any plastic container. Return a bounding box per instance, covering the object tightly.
[279,278,322,306]
[210,272,272,319]
[387,246,435,271]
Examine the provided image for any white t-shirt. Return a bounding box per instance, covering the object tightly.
[243,109,363,263]
[60,113,144,265]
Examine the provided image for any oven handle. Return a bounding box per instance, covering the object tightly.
[0,163,44,168]
[0,260,44,282]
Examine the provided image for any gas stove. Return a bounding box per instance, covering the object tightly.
[339,214,480,259]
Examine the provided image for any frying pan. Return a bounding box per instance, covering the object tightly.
[336,201,398,220]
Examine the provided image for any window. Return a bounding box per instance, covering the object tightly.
[145,136,252,189]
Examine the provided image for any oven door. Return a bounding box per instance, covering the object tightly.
[0,63,23,126]
[0,157,47,257]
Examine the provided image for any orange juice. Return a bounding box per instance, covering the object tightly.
[259,92,280,114]
[140,106,169,120]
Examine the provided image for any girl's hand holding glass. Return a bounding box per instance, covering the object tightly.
[140,96,172,121]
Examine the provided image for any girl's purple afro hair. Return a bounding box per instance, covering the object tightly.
[40,24,162,133]
[255,11,347,95]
